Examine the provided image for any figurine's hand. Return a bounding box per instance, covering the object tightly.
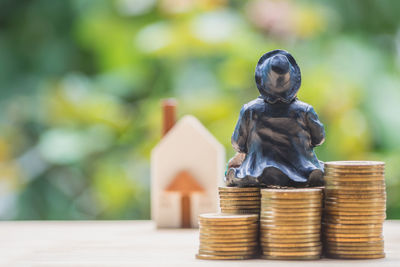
[228,153,246,169]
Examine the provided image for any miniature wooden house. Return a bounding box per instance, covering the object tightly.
[151,112,225,228]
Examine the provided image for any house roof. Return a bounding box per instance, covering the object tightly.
[152,115,224,155]
[165,170,204,194]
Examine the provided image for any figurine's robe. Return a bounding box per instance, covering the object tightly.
[231,97,325,185]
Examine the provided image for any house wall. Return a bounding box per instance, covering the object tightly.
[151,116,225,228]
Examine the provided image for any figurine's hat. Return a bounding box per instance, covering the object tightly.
[255,49,301,104]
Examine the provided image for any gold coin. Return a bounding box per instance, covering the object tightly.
[200,239,258,244]
[323,218,384,225]
[260,254,321,260]
[260,239,321,244]
[323,227,382,234]
[325,188,385,194]
[200,246,258,252]
[199,213,258,221]
[324,162,385,169]
[325,186,386,191]
[261,206,322,212]
[219,204,261,209]
[325,213,386,221]
[199,220,258,226]
[323,229,382,235]
[324,173,385,181]
[196,254,254,260]
[324,197,386,203]
[324,210,386,216]
[324,200,386,206]
[323,207,386,215]
[261,188,322,196]
[198,249,258,256]
[260,224,321,230]
[323,232,382,238]
[324,171,385,176]
[324,253,385,259]
[261,202,322,208]
[324,214,386,220]
[325,179,385,185]
[325,178,385,183]
[260,200,322,205]
[219,199,260,203]
[200,230,258,236]
[260,211,321,217]
[219,197,260,201]
[198,245,258,252]
[324,240,384,247]
[260,241,321,248]
[325,196,386,203]
[261,188,322,193]
[260,228,320,235]
[324,235,383,242]
[324,245,384,251]
[261,201,323,207]
[261,197,322,202]
[218,196,260,201]
[261,250,321,257]
[219,207,260,210]
[260,232,320,239]
[325,248,384,255]
[261,237,321,244]
[200,232,258,239]
[325,168,385,174]
[200,228,258,235]
[199,228,258,235]
[324,160,385,168]
[323,222,382,229]
[324,244,384,251]
[325,186,386,192]
[324,193,386,200]
[260,195,322,200]
[219,186,260,192]
[200,223,258,230]
[323,223,383,230]
[261,245,322,252]
[325,250,384,255]
[200,229,257,235]
[219,193,261,197]
[220,207,260,211]
[220,209,260,214]
[324,169,385,174]
[260,218,321,224]
[260,217,321,223]
[200,240,259,247]
[324,201,386,208]
[325,182,386,188]
[323,205,386,212]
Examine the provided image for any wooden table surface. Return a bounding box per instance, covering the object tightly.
[1,220,399,266]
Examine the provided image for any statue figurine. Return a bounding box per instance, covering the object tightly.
[225,50,325,187]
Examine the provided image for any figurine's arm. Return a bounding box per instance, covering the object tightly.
[228,152,246,168]
[231,105,250,153]
[306,106,325,147]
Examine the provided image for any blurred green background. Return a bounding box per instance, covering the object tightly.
[1,0,400,220]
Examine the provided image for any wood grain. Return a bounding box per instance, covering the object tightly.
[0,220,399,266]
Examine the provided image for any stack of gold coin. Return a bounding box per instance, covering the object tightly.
[196,213,259,260]
[323,161,386,259]
[259,188,323,260]
[218,187,261,214]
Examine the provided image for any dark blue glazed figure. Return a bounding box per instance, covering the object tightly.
[225,50,325,187]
